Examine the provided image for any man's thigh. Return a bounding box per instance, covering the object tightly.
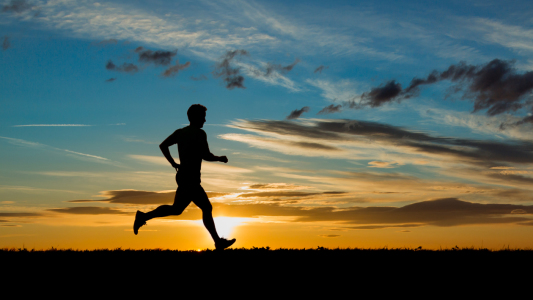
[190,185,212,212]
[173,184,212,212]
[172,186,193,213]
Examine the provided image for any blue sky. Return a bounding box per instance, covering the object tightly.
[2,0,533,249]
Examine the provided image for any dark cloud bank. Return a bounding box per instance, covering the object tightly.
[60,191,533,228]
[232,118,533,167]
[325,59,533,125]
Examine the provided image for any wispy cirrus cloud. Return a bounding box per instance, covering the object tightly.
[12,124,92,127]
[468,18,533,54]
[417,106,533,141]
[306,79,360,102]
[128,154,253,174]
[1,0,400,93]
[47,206,129,215]
[0,136,113,164]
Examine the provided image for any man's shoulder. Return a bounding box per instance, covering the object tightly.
[176,126,206,138]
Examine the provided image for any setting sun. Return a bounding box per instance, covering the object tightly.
[193,217,251,240]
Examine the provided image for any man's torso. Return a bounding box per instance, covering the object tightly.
[170,126,209,183]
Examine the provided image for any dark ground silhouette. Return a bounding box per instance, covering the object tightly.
[1,247,528,290]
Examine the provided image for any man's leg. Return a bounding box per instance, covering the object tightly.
[192,185,236,249]
[133,186,191,235]
[191,185,220,242]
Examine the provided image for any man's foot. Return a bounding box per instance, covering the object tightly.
[133,210,146,235]
[215,238,236,250]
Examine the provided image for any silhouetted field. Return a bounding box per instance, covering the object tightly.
[3,246,528,290]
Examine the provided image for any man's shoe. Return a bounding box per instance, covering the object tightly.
[215,238,236,250]
[133,211,146,235]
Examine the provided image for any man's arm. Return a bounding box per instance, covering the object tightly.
[202,132,228,163]
[160,132,180,170]
[203,152,228,163]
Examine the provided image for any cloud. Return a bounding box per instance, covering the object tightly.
[0,136,112,164]
[306,79,359,102]
[221,133,342,157]
[199,198,533,227]
[60,189,533,227]
[162,60,191,77]
[253,59,300,78]
[2,36,10,50]
[106,60,139,73]
[208,197,533,227]
[68,189,230,205]
[64,149,107,161]
[237,190,347,199]
[360,80,402,108]
[47,207,129,215]
[224,118,533,167]
[247,183,308,190]
[212,50,249,89]
[105,77,117,82]
[286,107,310,120]
[418,106,533,141]
[2,0,32,13]
[470,18,533,54]
[0,212,42,217]
[12,124,92,127]
[137,49,177,66]
[318,104,342,114]
[128,155,253,174]
[314,65,328,74]
[368,161,402,168]
[319,234,340,238]
[343,224,422,230]
[357,59,533,125]
[191,75,208,81]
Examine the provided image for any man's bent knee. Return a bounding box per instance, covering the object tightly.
[199,204,213,214]
[170,206,186,215]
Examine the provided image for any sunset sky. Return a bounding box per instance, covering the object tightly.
[2,0,533,250]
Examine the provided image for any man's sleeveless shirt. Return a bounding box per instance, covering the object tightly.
[168,126,211,184]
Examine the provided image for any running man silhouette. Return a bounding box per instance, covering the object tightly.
[133,104,236,250]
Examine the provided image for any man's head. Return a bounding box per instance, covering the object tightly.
[187,104,207,128]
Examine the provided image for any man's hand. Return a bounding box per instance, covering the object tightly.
[171,162,180,172]
[219,156,228,163]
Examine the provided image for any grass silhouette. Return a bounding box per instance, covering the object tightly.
[3,246,524,291]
